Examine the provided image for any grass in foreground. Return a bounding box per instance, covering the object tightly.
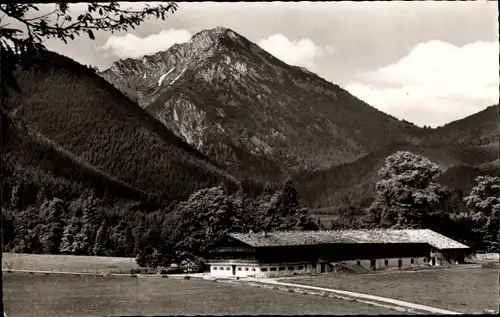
[287,266,499,314]
[2,253,139,274]
[3,272,404,316]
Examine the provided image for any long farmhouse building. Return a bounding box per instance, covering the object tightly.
[206,229,470,278]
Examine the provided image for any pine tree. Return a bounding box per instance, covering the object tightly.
[59,215,82,254]
[92,220,108,256]
[72,194,101,254]
[39,198,66,254]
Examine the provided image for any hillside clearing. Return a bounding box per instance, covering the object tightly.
[2,253,139,274]
[3,272,404,316]
[286,266,499,314]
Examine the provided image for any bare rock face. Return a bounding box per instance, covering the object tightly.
[101,26,414,181]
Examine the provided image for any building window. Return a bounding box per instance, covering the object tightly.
[251,268,256,271]
[244,268,249,271]
[288,266,294,271]
[424,258,427,263]
[237,267,242,271]
[219,267,224,270]
[213,267,217,270]
[226,267,231,270]
[298,265,304,270]
[411,258,414,264]
[270,267,277,271]
[384,259,388,266]
[261,268,268,272]
[279,267,286,271]
[356,260,361,266]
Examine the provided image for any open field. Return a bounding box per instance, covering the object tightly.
[311,213,340,222]
[2,253,139,274]
[287,266,499,314]
[3,272,404,316]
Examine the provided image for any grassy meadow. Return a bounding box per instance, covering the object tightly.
[2,252,139,274]
[3,272,404,316]
[287,266,499,314]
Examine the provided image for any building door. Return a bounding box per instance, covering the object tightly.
[398,259,402,269]
[370,259,376,270]
[232,265,236,276]
[431,257,436,266]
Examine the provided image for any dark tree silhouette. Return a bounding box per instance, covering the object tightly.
[0,2,178,98]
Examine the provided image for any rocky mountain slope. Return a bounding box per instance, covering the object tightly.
[2,50,241,206]
[101,27,417,181]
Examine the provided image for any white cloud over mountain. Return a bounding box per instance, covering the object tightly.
[100,29,192,59]
[346,40,499,127]
[258,34,335,69]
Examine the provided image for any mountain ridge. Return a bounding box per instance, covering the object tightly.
[101,26,418,180]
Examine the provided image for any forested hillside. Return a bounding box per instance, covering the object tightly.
[3,50,239,205]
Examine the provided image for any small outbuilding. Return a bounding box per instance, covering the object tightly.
[206,229,470,278]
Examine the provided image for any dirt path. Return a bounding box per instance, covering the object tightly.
[253,278,462,315]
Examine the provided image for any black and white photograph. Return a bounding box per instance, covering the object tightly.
[0,1,499,316]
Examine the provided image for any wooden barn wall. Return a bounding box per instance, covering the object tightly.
[254,243,431,263]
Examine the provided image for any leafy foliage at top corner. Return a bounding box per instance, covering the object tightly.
[0,2,178,100]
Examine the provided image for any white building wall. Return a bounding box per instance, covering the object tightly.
[376,259,386,269]
[387,258,400,268]
[210,265,234,277]
[340,257,429,271]
[401,257,411,266]
[210,262,314,278]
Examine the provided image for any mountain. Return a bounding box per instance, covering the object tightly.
[2,50,242,206]
[293,105,499,210]
[101,26,417,181]
[428,105,499,147]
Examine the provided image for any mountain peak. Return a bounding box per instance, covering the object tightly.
[190,26,242,48]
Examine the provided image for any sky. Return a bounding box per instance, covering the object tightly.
[8,1,500,127]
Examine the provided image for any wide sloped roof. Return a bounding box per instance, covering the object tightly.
[229,229,469,250]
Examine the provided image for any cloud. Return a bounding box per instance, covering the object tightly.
[345,40,499,127]
[100,29,192,59]
[257,34,334,68]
